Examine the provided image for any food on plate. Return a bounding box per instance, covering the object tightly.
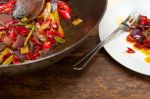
[127,15,150,49]
[0,0,71,65]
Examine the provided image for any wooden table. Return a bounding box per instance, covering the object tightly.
[0,26,150,99]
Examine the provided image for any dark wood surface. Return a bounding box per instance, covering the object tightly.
[0,26,150,99]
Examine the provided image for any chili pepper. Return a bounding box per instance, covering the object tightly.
[57,1,71,20]
[0,25,8,31]
[140,16,148,25]
[58,1,71,14]
[58,9,71,20]
[34,45,40,53]
[13,55,20,64]
[0,0,16,14]
[26,51,39,60]
[45,31,56,45]
[8,28,16,41]
[42,41,51,50]
[2,55,13,65]
[15,26,29,36]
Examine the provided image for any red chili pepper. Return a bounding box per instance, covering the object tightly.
[58,1,71,14]
[42,41,51,51]
[13,55,20,64]
[27,52,36,60]
[15,26,29,36]
[57,1,71,20]
[126,47,135,53]
[0,0,16,14]
[58,9,71,20]
[34,45,40,53]
[8,28,17,41]
[45,31,56,45]
[140,16,148,25]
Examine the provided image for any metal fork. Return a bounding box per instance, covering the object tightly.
[73,8,143,70]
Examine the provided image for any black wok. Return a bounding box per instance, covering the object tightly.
[0,0,107,75]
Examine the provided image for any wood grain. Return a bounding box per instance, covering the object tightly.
[0,26,150,99]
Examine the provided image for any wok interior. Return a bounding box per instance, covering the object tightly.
[0,0,107,75]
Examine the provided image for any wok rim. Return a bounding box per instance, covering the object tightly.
[0,0,108,68]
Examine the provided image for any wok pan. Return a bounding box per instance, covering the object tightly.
[0,0,107,75]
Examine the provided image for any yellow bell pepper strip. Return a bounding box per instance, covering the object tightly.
[54,36,66,43]
[72,18,83,25]
[21,46,29,54]
[0,48,10,63]
[48,13,55,21]
[53,9,60,24]
[53,9,64,35]
[24,25,35,46]
[2,55,14,65]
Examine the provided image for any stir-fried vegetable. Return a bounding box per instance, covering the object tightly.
[0,0,71,65]
[127,15,150,49]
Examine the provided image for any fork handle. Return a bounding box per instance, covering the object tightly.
[73,27,121,70]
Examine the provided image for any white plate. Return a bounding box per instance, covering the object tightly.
[99,0,150,75]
